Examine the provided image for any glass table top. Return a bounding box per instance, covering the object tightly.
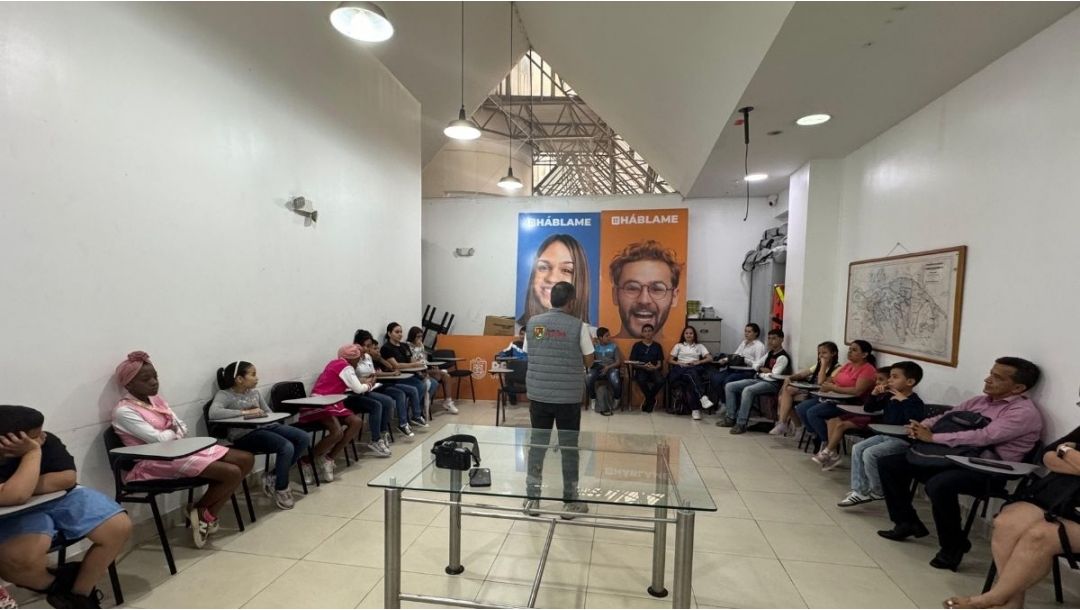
[368,424,716,511]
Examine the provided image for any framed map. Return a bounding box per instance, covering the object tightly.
[844,246,967,367]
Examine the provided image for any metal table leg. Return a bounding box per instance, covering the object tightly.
[672,507,695,609]
[384,488,402,609]
[447,469,465,574]
[649,442,670,598]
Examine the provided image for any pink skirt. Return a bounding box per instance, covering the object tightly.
[123,444,230,483]
[298,402,352,424]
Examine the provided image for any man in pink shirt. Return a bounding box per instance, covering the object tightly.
[875,357,1043,571]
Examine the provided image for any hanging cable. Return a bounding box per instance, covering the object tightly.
[740,106,754,222]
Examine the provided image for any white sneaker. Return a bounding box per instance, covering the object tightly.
[768,422,789,436]
[261,473,275,499]
[810,449,829,465]
[589,399,596,411]
[368,440,392,457]
[444,399,459,414]
[699,396,714,410]
[274,489,295,510]
[189,507,208,549]
[837,490,877,507]
[691,409,703,421]
[318,457,335,482]
[300,461,315,485]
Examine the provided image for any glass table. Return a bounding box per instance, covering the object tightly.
[369,424,716,609]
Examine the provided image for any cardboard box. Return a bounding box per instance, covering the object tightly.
[483,315,516,336]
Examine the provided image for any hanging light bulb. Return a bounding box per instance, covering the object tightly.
[498,167,523,190]
[444,2,482,140]
[329,2,394,42]
[497,2,522,191]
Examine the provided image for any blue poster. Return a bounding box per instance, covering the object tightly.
[516,212,600,328]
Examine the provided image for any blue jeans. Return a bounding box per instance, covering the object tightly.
[586,364,622,400]
[708,368,754,404]
[724,379,780,425]
[376,386,410,425]
[667,365,707,409]
[231,424,312,490]
[795,398,843,447]
[343,394,390,442]
[850,435,910,496]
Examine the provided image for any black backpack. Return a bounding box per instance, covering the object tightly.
[906,410,993,467]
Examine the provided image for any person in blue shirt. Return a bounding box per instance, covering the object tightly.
[629,324,665,412]
[586,327,623,415]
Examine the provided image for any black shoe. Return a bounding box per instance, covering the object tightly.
[47,561,81,595]
[715,415,735,428]
[600,409,613,416]
[47,588,103,609]
[729,424,747,435]
[929,539,972,571]
[877,521,930,541]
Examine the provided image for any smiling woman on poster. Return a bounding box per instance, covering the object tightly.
[517,234,592,327]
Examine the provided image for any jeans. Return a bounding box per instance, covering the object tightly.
[632,367,665,408]
[231,424,312,491]
[796,397,843,446]
[850,435,909,496]
[526,401,581,501]
[707,368,754,405]
[724,379,780,425]
[386,380,421,420]
[878,452,1001,553]
[586,364,622,400]
[343,394,390,442]
[667,365,707,409]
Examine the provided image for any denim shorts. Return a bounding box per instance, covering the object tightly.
[0,486,124,544]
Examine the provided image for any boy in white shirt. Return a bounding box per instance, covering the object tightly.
[707,323,766,408]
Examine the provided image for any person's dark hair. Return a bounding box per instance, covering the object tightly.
[518,234,591,325]
[407,326,424,344]
[596,327,610,338]
[890,361,924,385]
[995,356,1041,391]
[851,339,876,366]
[641,324,655,332]
[0,405,45,435]
[811,341,841,376]
[609,240,683,289]
[385,322,401,342]
[216,361,254,390]
[550,281,576,309]
[746,323,761,338]
[354,329,374,346]
[681,325,699,344]
[767,329,784,339]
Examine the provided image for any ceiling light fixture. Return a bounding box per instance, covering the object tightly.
[498,2,522,191]
[329,2,394,42]
[796,113,831,126]
[744,173,769,182]
[444,2,482,141]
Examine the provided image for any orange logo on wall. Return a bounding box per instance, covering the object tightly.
[599,209,688,347]
[469,357,488,380]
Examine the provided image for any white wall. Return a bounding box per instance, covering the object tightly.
[809,8,1080,438]
[422,194,782,354]
[0,3,422,493]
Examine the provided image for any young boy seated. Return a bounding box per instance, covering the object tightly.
[0,405,132,608]
[836,361,925,506]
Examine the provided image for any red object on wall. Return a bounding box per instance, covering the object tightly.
[771,284,785,330]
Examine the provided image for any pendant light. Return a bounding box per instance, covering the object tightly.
[444,2,482,141]
[498,2,523,191]
[329,2,394,42]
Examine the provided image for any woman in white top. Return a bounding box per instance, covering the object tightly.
[667,325,711,419]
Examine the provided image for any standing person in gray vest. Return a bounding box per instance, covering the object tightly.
[522,281,595,517]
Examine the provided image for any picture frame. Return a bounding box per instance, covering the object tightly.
[844,246,967,367]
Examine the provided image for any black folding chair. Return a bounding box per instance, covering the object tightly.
[103,428,245,575]
[432,349,475,402]
[496,359,528,426]
[52,525,123,603]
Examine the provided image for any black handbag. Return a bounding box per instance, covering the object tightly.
[906,411,992,467]
[431,434,481,471]
[1015,472,1080,520]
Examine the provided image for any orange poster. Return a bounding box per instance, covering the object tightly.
[598,209,689,347]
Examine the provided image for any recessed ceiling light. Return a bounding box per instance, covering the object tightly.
[330,2,394,42]
[744,173,769,182]
[796,113,831,126]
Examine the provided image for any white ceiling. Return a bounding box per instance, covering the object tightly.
[686,1,1079,198]
[359,2,1077,198]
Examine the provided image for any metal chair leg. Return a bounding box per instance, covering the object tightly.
[149,496,178,575]
[241,478,256,524]
[469,377,476,402]
[982,560,997,593]
[231,493,245,532]
[1054,556,1063,603]
[297,460,310,495]
[108,561,124,605]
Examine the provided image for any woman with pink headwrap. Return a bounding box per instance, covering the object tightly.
[111,351,254,549]
[302,345,370,482]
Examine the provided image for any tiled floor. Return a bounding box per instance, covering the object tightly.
[12,401,1067,608]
